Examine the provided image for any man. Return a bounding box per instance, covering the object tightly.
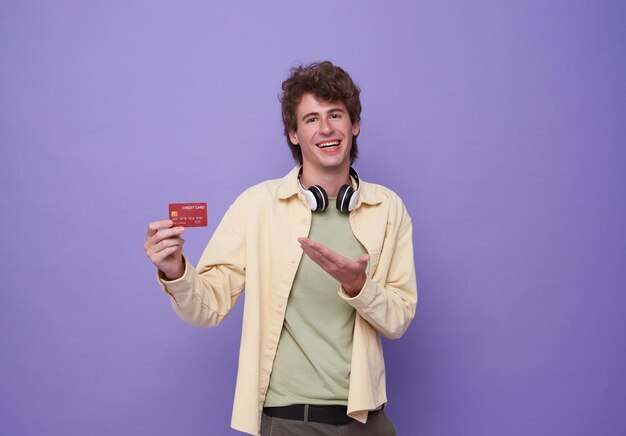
[144,61,417,436]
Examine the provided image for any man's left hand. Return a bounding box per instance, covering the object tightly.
[298,237,369,298]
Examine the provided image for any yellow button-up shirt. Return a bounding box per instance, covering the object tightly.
[160,166,417,436]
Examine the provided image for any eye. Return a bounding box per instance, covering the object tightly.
[305,117,317,124]
[329,113,342,120]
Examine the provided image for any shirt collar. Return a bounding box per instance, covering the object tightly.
[277,166,302,200]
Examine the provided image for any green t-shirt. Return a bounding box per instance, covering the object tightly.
[264,202,367,406]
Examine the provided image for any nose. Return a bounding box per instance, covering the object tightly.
[319,117,333,135]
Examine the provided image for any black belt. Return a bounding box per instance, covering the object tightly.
[263,404,382,426]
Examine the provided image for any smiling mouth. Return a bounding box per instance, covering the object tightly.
[317,140,340,149]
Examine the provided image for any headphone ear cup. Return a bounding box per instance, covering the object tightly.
[309,185,328,212]
[336,185,355,213]
[301,189,318,211]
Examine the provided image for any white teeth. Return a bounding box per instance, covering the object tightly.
[318,141,340,148]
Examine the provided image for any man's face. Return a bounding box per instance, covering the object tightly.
[289,93,360,173]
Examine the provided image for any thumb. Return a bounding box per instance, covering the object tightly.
[357,253,370,266]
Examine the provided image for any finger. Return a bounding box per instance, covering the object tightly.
[149,226,185,246]
[299,237,342,263]
[150,245,182,265]
[300,247,359,285]
[299,239,367,278]
[147,237,184,260]
[146,219,174,238]
[357,253,370,266]
[152,237,185,255]
[299,237,329,252]
[300,244,336,272]
[145,231,185,255]
[299,242,327,263]
[299,240,338,268]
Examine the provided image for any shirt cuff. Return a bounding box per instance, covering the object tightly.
[157,256,194,296]
[338,276,377,307]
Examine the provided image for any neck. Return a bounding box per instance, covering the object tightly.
[301,165,351,197]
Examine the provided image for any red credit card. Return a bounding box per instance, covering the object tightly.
[168,203,208,227]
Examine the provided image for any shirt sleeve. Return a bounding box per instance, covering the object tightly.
[339,201,417,339]
[157,194,247,328]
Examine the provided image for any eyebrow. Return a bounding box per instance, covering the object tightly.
[300,107,347,122]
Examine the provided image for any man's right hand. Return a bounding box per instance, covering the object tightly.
[144,219,186,280]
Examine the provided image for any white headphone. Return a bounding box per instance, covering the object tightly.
[297,166,361,213]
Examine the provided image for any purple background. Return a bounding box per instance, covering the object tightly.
[1,1,625,435]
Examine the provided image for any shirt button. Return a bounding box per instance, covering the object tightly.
[290,257,297,264]
[301,217,308,224]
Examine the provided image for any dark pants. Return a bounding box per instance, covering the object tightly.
[260,410,397,436]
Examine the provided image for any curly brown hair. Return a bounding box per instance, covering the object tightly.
[280,61,362,165]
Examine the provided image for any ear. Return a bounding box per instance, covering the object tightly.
[352,121,360,137]
[289,130,299,145]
